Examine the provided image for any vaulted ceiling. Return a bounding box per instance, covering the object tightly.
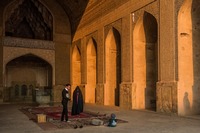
[54,0,89,34]
[0,0,89,37]
[1,0,130,39]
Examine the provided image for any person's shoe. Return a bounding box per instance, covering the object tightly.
[74,125,78,129]
[66,120,71,122]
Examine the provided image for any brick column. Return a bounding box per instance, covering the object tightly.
[157,0,177,114]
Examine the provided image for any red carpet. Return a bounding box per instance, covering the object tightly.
[20,106,128,130]
[20,106,105,120]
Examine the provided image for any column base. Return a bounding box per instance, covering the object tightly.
[156,81,178,114]
[95,83,104,105]
[120,82,135,109]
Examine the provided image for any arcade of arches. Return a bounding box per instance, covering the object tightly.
[0,0,200,116]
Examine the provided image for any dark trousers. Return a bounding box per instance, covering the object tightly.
[61,101,68,121]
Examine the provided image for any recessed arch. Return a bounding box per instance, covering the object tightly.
[5,53,52,67]
[178,0,200,115]
[133,11,158,110]
[104,27,121,106]
[178,0,193,116]
[5,53,52,102]
[85,38,97,103]
[71,45,81,96]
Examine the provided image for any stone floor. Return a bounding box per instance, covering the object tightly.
[0,102,200,133]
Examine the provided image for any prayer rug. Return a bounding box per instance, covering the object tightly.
[20,106,128,130]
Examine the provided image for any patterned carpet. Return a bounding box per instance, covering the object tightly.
[20,106,128,130]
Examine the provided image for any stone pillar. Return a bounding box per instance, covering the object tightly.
[95,83,104,105]
[120,82,135,109]
[158,0,177,114]
[121,14,131,82]
[95,28,104,105]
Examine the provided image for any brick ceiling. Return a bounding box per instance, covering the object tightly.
[55,0,89,34]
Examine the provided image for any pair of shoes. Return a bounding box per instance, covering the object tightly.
[73,125,83,129]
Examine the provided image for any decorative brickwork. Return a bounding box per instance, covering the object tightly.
[5,0,53,40]
[2,37,55,50]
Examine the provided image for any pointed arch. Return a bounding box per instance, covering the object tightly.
[104,27,121,106]
[133,11,158,110]
[178,0,200,115]
[178,0,193,116]
[72,45,81,95]
[5,53,52,102]
[85,38,97,103]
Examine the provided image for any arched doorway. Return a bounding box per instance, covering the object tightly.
[104,28,121,106]
[133,11,158,110]
[86,38,97,103]
[5,54,52,103]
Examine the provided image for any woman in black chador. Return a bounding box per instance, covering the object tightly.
[71,86,83,115]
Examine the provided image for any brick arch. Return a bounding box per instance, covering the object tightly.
[177,0,200,115]
[71,45,81,97]
[5,50,54,102]
[85,37,97,103]
[3,47,55,85]
[6,53,52,67]
[4,48,54,68]
[104,27,121,106]
[178,0,192,116]
[133,11,158,110]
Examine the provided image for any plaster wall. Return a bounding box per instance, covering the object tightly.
[178,0,200,115]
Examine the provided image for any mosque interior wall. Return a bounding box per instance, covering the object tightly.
[0,0,199,116]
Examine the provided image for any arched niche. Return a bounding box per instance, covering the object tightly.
[5,53,52,102]
[86,38,97,103]
[71,45,81,97]
[178,0,200,115]
[133,11,158,110]
[104,27,121,106]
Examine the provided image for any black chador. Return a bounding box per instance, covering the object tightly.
[71,86,83,115]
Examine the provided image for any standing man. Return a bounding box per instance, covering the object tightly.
[61,84,71,122]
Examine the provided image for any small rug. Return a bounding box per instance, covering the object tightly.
[20,106,128,130]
